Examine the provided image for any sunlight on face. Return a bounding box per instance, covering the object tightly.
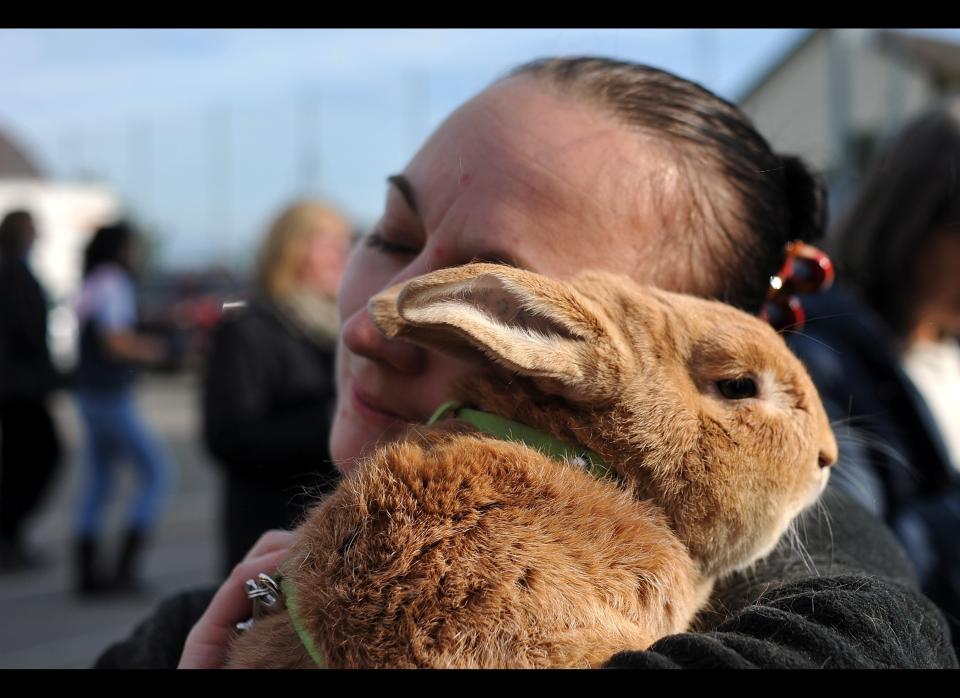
[329,77,691,473]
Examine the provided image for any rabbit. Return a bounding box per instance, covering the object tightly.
[225,262,838,669]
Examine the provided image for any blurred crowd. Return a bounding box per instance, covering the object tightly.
[0,199,351,595]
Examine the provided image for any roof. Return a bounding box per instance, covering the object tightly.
[736,29,960,106]
[0,128,43,178]
[735,29,822,105]
[876,30,960,78]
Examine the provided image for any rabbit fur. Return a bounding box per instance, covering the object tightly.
[225,262,837,669]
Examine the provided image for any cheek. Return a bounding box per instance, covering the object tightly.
[423,354,481,407]
[733,415,809,502]
[336,245,393,325]
[766,418,821,509]
[329,347,353,470]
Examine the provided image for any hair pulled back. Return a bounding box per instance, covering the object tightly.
[508,57,826,313]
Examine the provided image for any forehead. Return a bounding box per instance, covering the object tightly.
[404,78,691,281]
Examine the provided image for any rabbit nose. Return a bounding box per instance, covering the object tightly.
[818,448,837,469]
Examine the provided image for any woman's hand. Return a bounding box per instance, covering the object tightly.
[178,529,295,669]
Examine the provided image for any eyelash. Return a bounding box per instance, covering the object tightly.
[366,231,420,257]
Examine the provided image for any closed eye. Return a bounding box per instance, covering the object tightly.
[365,231,420,257]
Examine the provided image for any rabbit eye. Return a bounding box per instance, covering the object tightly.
[716,377,758,400]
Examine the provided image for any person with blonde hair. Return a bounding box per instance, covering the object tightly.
[202,200,351,575]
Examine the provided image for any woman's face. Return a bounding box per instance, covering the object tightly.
[911,228,960,338]
[298,227,350,298]
[331,77,691,472]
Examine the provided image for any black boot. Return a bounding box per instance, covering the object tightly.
[75,537,109,596]
[113,528,149,594]
[0,530,45,573]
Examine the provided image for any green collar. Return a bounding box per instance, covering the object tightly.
[281,574,327,669]
[426,400,615,482]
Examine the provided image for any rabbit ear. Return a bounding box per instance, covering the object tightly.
[368,263,623,403]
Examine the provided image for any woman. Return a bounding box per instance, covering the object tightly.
[789,102,960,654]
[203,201,351,574]
[74,222,172,595]
[98,58,957,668]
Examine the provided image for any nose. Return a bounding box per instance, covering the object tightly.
[341,306,426,374]
[814,401,838,469]
[818,444,838,469]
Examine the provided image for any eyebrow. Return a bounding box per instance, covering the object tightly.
[387,174,419,214]
[386,173,521,269]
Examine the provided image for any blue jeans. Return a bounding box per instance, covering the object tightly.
[74,389,173,537]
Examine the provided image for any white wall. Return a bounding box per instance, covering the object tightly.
[741,29,938,176]
[0,179,119,368]
[847,32,933,141]
[0,178,118,302]
[741,30,834,172]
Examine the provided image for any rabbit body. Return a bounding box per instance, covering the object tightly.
[226,263,837,669]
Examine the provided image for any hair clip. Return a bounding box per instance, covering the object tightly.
[759,241,834,332]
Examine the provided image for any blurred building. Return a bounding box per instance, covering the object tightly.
[0,128,119,368]
[738,29,960,213]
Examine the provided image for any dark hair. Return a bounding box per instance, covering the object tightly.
[84,221,134,278]
[506,57,826,313]
[829,102,960,338]
[0,209,36,258]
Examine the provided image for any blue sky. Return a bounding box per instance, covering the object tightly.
[2,28,957,270]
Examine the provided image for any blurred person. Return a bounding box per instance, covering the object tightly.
[0,210,62,572]
[202,201,350,575]
[790,102,960,653]
[73,221,173,595]
[98,58,956,669]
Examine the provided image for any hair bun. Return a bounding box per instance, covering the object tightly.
[779,154,827,243]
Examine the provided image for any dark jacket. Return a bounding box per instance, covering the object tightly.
[202,296,340,572]
[788,285,960,653]
[0,256,59,403]
[93,484,959,669]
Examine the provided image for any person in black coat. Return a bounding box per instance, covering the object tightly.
[0,209,62,572]
[203,201,351,575]
[789,102,960,654]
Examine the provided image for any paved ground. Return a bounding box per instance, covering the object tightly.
[0,372,223,669]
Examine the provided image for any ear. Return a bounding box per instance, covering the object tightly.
[368,263,625,403]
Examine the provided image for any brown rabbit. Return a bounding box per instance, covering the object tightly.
[225,262,837,669]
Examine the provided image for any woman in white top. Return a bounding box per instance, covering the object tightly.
[73,222,172,596]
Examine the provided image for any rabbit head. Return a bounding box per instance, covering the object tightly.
[369,263,837,579]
